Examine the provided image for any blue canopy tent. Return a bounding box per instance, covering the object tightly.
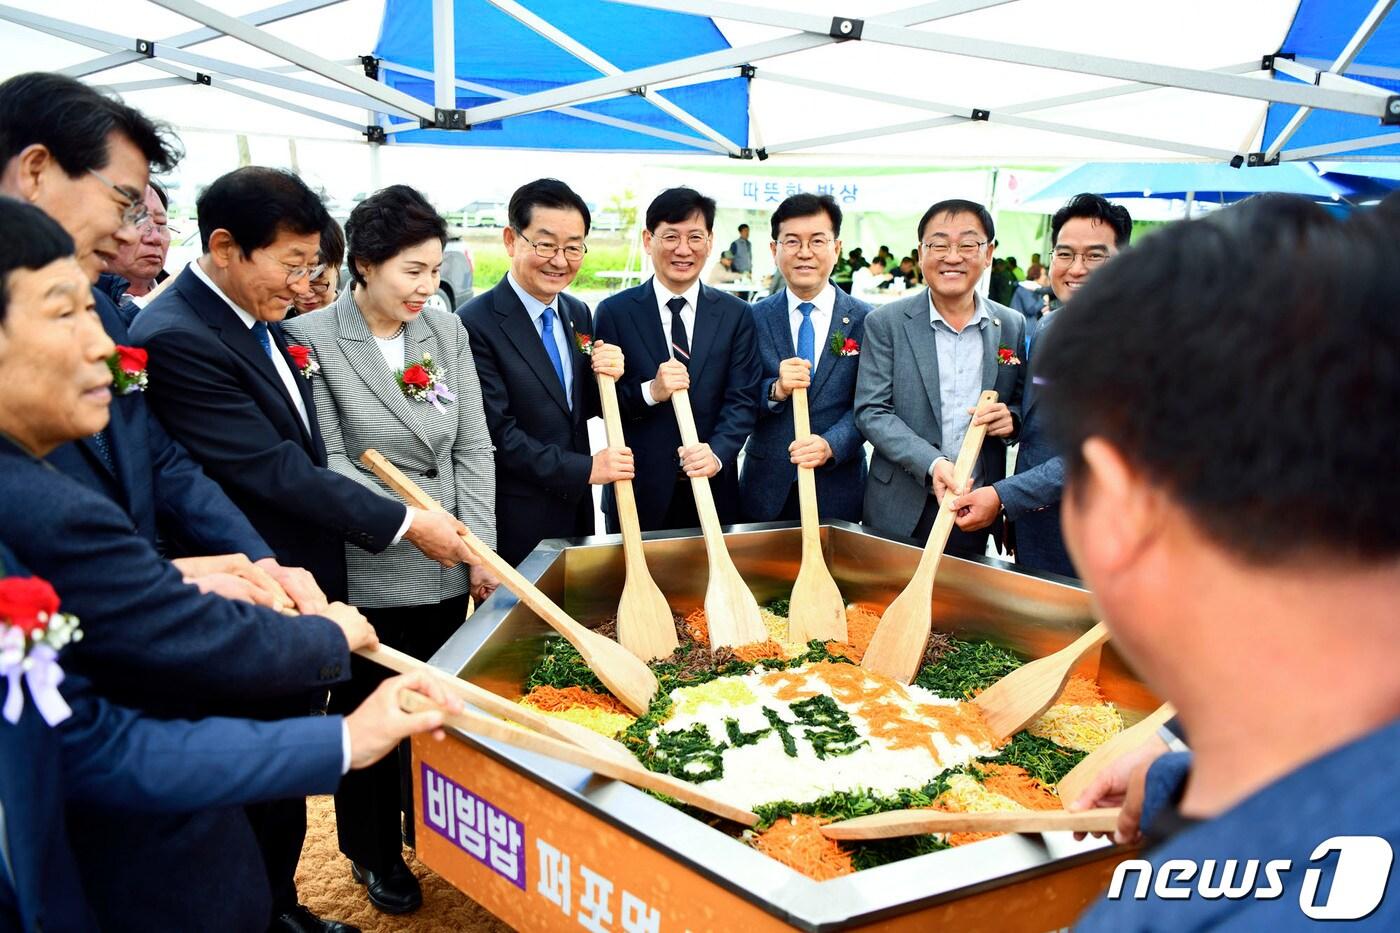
[369,0,748,154]
[1027,162,1349,206]
[1259,0,1400,163]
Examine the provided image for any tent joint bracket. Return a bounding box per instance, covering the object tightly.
[1261,52,1293,72]
[740,64,757,79]
[1246,152,1280,167]
[364,125,386,143]
[135,38,155,57]
[971,108,990,121]
[732,147,758,160]
[1383,95,1400,125]
[629,86,647,97]
[829,16,863,40]
[196,72,211,86]
[421,107,469,130]
[361,55,380,80]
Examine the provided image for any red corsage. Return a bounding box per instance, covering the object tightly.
[107,345,149,394]
[0,574,81,726]
[829,330,860,357]
[286,344,319,379]
[997,345,1022,366]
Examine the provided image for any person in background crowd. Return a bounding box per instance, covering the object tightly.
[954,193,1132,579]
[1025,250,1044,280]
[284,185,497,916]
[0,72,320,615]
[895,255,917,289]
[741,193,871,525]
[1057,197,1400,929]
[855,198,1024,558]
[708,250,744,284]
[102,181,171,322]
[876,244,895,267]
[988,256,1013,306]
[1010,261,1054,354]
[458,178,628,565]
[1006,255,1024,281]
[851,255,890,295]
[290,215,345,316]
[846,246,868,272]
[728,221,753,275]
[132,166,473,933]
[831,249,854,293]
[0,195,379,933]
[595,186,761,531]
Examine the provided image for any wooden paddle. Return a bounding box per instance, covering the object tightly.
[360,449,659,716]
[598,374,678,662]
[861,389,1000,683]
[398,689,759,826]
[1057,702,1176,807]
[785,387,847,644]
[357,643,633,762]
[669,389,769,651]
[821,806,1121,840]
[973,621,1111,738]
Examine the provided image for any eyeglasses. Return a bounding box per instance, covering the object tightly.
[777,235,834,252]
[88,169,149,228]
[1051,247,1111,268]
[279,261,327,287]
[518,233,587,262]
[308,272,335,294]
[656,231,710,251]
[921,238,987,259]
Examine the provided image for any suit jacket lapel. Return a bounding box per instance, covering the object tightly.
[494,281,571,416]
[981,309,1002,390]
[558,299,590,421]
[332,295,434,451]
[903,295,943,424]
[686,284,721,379]
[268,322,322,454]
[633,280,669,369]
[809,288,849,401]
[1023,312,1054,415]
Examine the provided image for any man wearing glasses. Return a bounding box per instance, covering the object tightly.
[855,198,1025,558]
[595,187,762,532]
[952,193,1132,578]
[103,181,174,322]
[459,178,629,566]
[132,166,471,933]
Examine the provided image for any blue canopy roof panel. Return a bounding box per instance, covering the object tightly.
[1264,0,1400,159]
[372,0,748,152]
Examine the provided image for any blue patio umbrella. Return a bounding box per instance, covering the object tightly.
[1027,162,1350,206]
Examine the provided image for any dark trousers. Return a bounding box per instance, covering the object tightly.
[330,593,470,871]
[245,796,306,915]
[913,495,1001,559]
[662,477,701,531]
[776,482,801,521]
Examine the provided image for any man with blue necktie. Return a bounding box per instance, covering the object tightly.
[741,193,871,523]
[458,178,630,566]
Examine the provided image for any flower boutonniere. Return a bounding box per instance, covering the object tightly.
[286,344,319,379]
[997,344,1022,366]
[574,332,594,356]
[397,353,457,412]
[1,574,82,726]
[107,345,148,394]
[829,330,860,357]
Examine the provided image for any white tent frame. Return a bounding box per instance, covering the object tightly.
[2,0,1397,162]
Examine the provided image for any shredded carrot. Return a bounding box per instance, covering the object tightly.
[759,668,820,701]
[521,685,632,716]
[980,764,1060,811]
[912,703,1003,749]
[733,640,789,663]
[1054,674,1107,708]
[681,607,709,646]
[751,815,855,881]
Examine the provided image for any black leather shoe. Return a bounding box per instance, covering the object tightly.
[268,904,361,933]
[351,858,422,915]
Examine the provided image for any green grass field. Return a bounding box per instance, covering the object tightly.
[460,231,635,292]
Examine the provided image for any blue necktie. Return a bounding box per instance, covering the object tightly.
[251,320,274,360]
[540,306,569,406]
[91,429,116,472]
[797,301,816,369]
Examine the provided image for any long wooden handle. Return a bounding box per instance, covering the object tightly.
[821,806,1122,840]
[1057,703,1176,807]
[669,389,726,547]
[398,690,758,826]
[361,449,589,646]
[909,389,999,579]
[791,387,822,557]
[597,375,647,570]
[357,643,632,761]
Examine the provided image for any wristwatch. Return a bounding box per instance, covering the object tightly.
[769,380,782,402]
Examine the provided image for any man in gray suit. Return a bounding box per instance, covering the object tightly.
[855,199,1024,557]
[952,194,1132,578]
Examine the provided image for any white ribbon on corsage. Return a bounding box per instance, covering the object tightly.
[1,628,73,726]
[424,381,457,413]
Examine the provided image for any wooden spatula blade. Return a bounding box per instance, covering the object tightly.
[616,575,679,662]
[973,621,1111,738]
[704,559,770,650]
[821,806,1122,840]
[1056,703,1176,808]
[788,556,847,644]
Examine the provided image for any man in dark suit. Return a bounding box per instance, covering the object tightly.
[0,72,315,610]
[595,187,762,531]
[855,199,1025,558]
[953,194,1132,578]
[0,196,386,932]
[458,178,630,566]
[130,168,471,933]
[741,193,871,524]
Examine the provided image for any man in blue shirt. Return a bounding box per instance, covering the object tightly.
[1037,196,1400,928]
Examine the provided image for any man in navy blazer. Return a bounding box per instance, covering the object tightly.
[741,194,870,524]
[595,187,762,531]
[129,169,475,933]
[458,179,630,566]
[952,194,1132,578]
[0,73,316,610]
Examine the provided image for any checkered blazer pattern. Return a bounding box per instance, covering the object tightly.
[283,289,496,608]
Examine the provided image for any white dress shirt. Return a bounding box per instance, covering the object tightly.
[786,283,836,376]
[373,331,406,372]
[642,276,700,407]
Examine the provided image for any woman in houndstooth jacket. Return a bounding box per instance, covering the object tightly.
[282,184,496,914]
